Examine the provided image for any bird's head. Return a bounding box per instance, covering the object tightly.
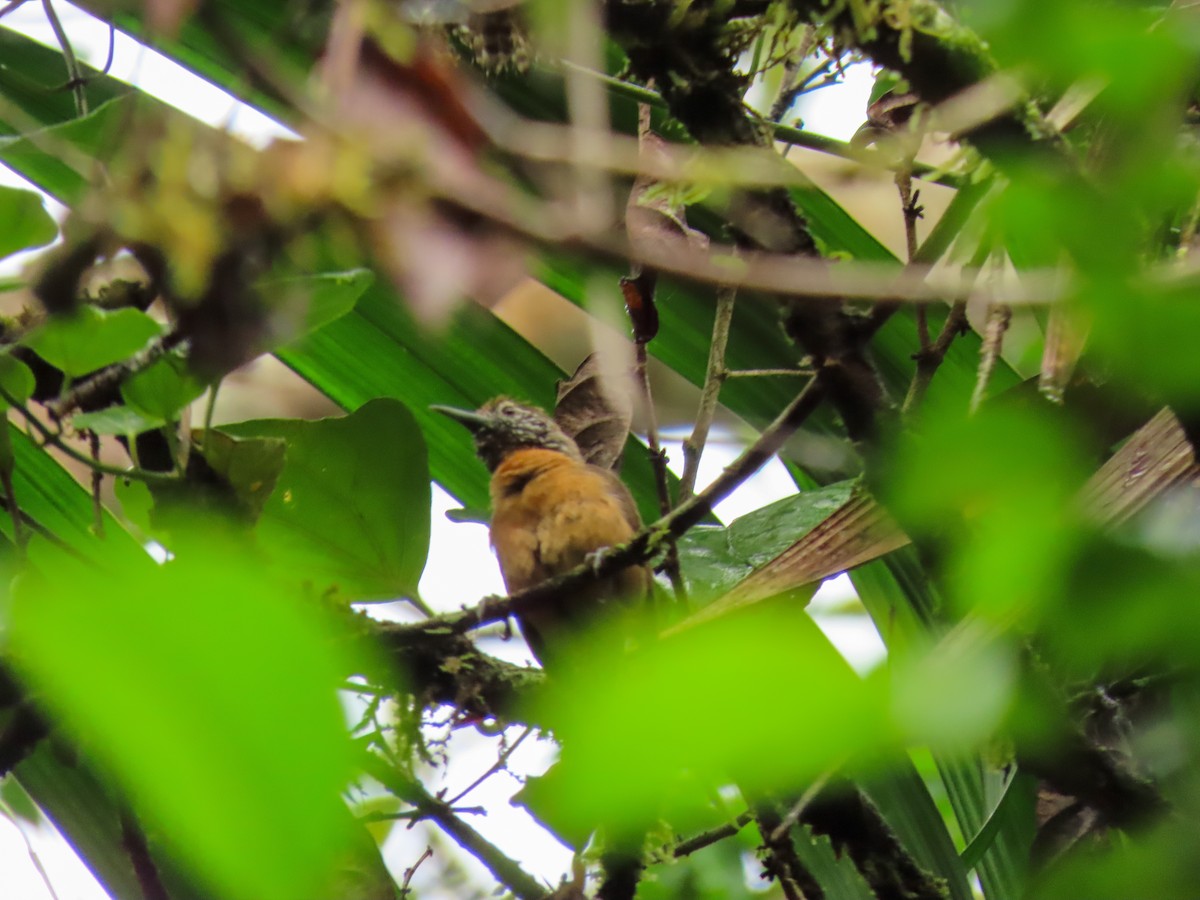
[432,397,581,471]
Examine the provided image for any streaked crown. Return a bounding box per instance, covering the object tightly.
[434,397,582,471]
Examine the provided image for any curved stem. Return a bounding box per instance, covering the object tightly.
[41,0,87,116]
[0,386,178,485]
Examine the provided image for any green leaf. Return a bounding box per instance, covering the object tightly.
[0,185,57,260]
[5,427,139,563]
[852,559,1032,899]
[8,545,366,900]
[261,268,374,345]
[279,285,681,525]
[25,307,163,377]
[677,481,856,597]
[223,398,430,600]
[122,352,207,422]
[72,405,166,436]
[0,353,36,408]
[196,431,287,522]
[960,772,1036,871]
[865,766,975,900]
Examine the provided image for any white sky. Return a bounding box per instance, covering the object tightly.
[0,5,881,897]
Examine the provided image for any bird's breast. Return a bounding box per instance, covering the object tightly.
[488,449,639,590]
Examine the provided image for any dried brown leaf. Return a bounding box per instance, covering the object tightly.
[1039,305,1090,404]
[554,353,634,471]
[671,407,1200,633]
[669,491,908,633]
[619,272,659,343]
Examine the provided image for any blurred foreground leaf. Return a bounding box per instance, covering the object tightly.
[8,544,366,900]
[0,185,57,260]
[25,307,163,377]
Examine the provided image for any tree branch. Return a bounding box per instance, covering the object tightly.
[680,285,736,501]
[363,755,547,900]
[800,783,949,900]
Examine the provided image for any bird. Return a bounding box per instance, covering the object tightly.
[432,397,652,667]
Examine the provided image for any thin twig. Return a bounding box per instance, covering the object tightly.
[768,29,821,122]
[446,726,532,807]
[359,806,487,822]
[41,0,88,116]
[724,367,814,378]
[755,805,822,900]
[0,0,30,20]
[672,812,753,857]
[99,21,115,75]
[680,286,736,500]
[0,797,62,900]
[120,810,169,900]
[363,756,546,900]
[902,240,988,415]
[628,100,685,598]
[770,769,837,843]
[399,846,433,897]
[901,300,968,414]
[636,349,687,597]
[46,331,188,419]
[552,59,956,187]
[432,164,1065,308]
[896,171,928,350]
[0,385,177,485]
[0,453,24,550]
[633,338,679,544]
[88,430,103,537]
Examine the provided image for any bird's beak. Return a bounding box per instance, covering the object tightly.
[430,404,492,434]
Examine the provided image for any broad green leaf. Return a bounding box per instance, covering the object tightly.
[223,398,430,600]
[852,559,1031,899]
[73,405,166,436]
[789,184,899,265]
[25,306,163,377]
[8,545,365,900]
[0,185,56,259]
[263,268,374,345]
[677,480,856,598]
[5,426,138,563]
[122,352,207,422]
[195,430,287,522]
[0,424,196,898]
[0,353,35,407]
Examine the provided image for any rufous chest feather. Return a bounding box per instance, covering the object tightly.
[488,449,640,590]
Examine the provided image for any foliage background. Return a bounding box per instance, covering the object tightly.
[1,1,1199,899]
